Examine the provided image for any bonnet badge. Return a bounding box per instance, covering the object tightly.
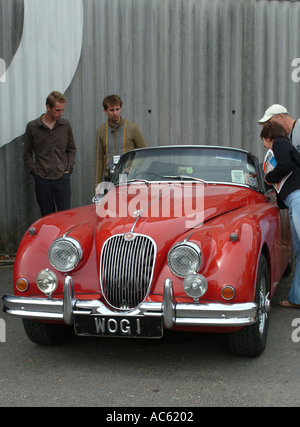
[124,232,135,241]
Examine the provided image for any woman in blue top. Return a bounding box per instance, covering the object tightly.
[261,121,300,308]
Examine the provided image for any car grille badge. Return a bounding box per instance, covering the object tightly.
[124,232,135,241]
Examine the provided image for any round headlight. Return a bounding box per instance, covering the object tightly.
[49,237,82,272]
[168,242,201,278]
[36,269,58,295]
[183,273,208,299]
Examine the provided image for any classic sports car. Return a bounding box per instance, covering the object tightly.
[3,146,292,357]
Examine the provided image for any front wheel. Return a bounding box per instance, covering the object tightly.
[227,255,270,357]
[23,319,73,345]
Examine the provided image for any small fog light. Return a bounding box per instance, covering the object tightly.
[221,285,236,300]
[36,269,58,296]
[16,278,29,292]
[183,274,208,299]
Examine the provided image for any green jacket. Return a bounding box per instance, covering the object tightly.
[94,117,146,185]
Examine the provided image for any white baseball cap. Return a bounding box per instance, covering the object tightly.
[258,104,289,123]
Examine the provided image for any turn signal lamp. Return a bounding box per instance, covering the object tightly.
[16,278,29,292]
[221,285,236,301]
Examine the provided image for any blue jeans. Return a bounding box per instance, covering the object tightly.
[284,190,300,304]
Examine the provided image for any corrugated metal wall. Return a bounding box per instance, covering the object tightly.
[1,0,300,253]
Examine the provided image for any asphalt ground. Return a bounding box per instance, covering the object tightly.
[1,263,300,408]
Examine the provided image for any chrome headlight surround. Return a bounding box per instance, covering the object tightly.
[48,236,83,272]
[167,241,202,278]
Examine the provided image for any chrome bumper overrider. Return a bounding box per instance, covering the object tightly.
[2,277,258,328]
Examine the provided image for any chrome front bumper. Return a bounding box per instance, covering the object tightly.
[2,277,258,329]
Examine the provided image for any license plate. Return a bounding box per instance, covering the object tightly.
[74,315,163,338]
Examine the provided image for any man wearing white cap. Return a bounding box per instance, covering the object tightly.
[258,104,300,152]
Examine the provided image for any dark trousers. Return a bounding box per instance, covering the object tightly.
[34,174,71,216]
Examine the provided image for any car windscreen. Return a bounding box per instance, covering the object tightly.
[111,147,260,189]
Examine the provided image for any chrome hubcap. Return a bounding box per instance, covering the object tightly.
[258,275,270,337]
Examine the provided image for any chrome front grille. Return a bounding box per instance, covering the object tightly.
[100,234,156,310]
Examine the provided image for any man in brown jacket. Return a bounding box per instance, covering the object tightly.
[94,95,146,185]
[24,91,76,216]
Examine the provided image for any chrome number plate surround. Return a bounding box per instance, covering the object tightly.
[74,315,163,338]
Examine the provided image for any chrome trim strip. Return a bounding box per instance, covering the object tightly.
[63,276,75,325]
[130,214,142,233]
[175,317,255,327]
[162,278,175,329]
[175,301,257,319]
[4,310,63,321]
[3,294,64,318]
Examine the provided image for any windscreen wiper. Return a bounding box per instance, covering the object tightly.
[124,179,151,185]
[163,175,208,184]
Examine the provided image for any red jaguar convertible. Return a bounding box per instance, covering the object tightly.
[3,146,292,357]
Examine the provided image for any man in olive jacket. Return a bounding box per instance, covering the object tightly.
[94,95,146,185]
